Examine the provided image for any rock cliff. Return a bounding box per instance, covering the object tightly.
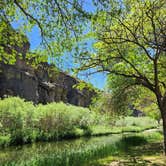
[0,21,95,107]
[0,61,95,107]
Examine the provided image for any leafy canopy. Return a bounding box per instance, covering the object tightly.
[0,0,91,64]
[76,0,166,114]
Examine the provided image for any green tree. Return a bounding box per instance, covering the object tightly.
[131,88,161,124]
[77,0,166,154]
[0,0,90,64]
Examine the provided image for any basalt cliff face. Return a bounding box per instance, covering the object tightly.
[0,61,95,107]
[0,21,95,106]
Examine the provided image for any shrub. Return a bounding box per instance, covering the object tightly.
[35,102,97,140]
[0,135,10,147]
[0,97,37,145]
[0,97,159,147]
[0,97,101,145]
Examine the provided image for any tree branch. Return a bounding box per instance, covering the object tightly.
[13,0,44,38]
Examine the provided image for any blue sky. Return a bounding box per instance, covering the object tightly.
[12,1,107,89]
[27,27,106,89]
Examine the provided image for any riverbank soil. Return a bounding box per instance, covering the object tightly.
[90,142,166,166]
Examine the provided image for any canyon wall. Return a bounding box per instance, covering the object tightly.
[0,62,95,107]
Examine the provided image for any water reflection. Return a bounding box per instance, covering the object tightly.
[0,135,122,165]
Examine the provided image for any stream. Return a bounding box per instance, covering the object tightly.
[0,131,156,166]
[0,134,122,166]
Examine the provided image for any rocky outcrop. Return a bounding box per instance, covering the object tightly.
[0,61,95,107]
[0,22,95,107]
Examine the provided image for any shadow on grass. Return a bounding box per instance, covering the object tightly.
[89,135,165,166]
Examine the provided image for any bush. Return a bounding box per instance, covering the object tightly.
[0,97,37,145]
[0,135,10,147]
[35,102,97,140]
[0,97,159,147]
[0,97,101,146]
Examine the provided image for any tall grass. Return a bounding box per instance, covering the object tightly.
[91,116,158,136]
[0,131,162,166]
[115,116,158,129]
[0,97,159,147]
[0,97,103,146]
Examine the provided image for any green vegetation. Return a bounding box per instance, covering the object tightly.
[1,0,166,154]
[0,97,158,147]
[0,97,97,146]
[91,117,158,136]
[0,131,163,166]
[90,132,165,166]
[77,0,166,153]
[0,0,90,65]
[0,0,166,163]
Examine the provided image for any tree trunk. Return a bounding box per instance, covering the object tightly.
[162,115,166,155]
[161,102,166,155]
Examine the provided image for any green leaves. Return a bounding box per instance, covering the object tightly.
[0,97,105,145]
[0,20,29,64]
[76,0,166,116]
[0,0,91,66]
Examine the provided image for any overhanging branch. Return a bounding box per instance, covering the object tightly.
[13,0,44,38]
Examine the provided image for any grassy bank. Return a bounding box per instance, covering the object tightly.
[0,97,159,147]
[0,131,163,166]
[90,131,165,166]
[91,116,159,136]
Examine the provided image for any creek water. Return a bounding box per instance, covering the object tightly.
[0,132,147,166]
